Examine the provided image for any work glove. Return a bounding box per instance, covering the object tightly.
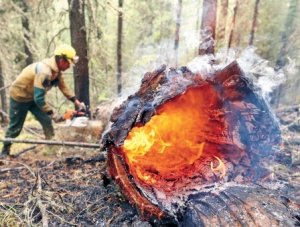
[51,112,65,123]
[75,100,86,111]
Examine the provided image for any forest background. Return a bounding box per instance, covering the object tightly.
[1,0,300,226]
[0,0,299,126]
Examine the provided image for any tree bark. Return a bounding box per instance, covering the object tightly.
[19,0,33,66]
[217,0,229,48]
[249,0,260,45]
[117,0,123,96]
[228,0,238,50]
[68,0,90,112]
[199,0,217,55]
[174,0,182,67]
[195,0,201,56]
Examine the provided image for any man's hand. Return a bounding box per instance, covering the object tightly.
[51,112,65,123]
[74,100,86,111]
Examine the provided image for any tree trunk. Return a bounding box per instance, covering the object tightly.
[216,0,229,48]
[117,0,123,96]
[19,0,33,66]
[101,61,294,225]
[174,0,182,67]
[271,0,299,108]
[199,0,217,55]
[195,0,201,56]
[68,0,90,112]
[0,60,8,125]
[228,0,238,49]
[249,0,260,45]
[276,0,298,68]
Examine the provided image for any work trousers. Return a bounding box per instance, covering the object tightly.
[3,97,54,147]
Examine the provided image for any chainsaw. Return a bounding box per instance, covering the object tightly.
[64,108,90,127]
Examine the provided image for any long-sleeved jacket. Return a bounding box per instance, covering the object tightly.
[9,56,76,114]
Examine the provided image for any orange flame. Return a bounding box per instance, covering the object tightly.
[122,86,215,185]
[210,156,226,179]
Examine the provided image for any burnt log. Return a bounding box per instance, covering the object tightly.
[101,60,298,226]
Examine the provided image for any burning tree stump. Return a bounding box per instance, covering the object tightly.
[102,61,299,226]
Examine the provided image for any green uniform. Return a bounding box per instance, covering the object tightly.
[4,56,76,147]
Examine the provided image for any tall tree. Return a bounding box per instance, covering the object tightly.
[68,0,90,111]
[117,0,123,96]
[195,0,201,56]
[272,0,299,108]
[199,0,217,55]
[174,0,182,67]
[216,0,229,49]
[19,0,33,66]
[276,0,299,68]
[249,0,260,45]
[228,0,238,50]
[0,60,8,125]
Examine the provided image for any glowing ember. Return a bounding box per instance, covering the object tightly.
[262,172,275,182]
[210,156,226,179]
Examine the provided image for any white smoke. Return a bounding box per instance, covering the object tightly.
[213,46,297,101]
[183,31,200,49]
[199,26,216,51]
[186,54,214,80]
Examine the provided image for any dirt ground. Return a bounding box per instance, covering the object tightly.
[0,122,153,227]
[0,148,154,227]
[1,107,300,227]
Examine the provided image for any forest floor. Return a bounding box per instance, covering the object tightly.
[1,107,300,227]
[0,120,151,227]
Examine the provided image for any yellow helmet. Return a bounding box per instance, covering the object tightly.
[54,44,79,64]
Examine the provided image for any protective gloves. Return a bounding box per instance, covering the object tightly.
[74,100,86,111]
[51,112,65,123]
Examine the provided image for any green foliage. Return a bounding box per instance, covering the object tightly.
[1,0,300,112]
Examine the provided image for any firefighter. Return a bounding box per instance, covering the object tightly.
[0,44,86,158]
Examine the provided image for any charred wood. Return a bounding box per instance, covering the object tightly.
[101,61,296,225]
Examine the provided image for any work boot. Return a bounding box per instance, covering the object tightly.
[0,146,11,158]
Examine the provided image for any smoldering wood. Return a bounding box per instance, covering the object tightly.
[102,61,283,161]
[101,61,299,226]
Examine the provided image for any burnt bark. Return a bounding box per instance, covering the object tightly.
[68,0,90,111]
[180,184,300,227]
